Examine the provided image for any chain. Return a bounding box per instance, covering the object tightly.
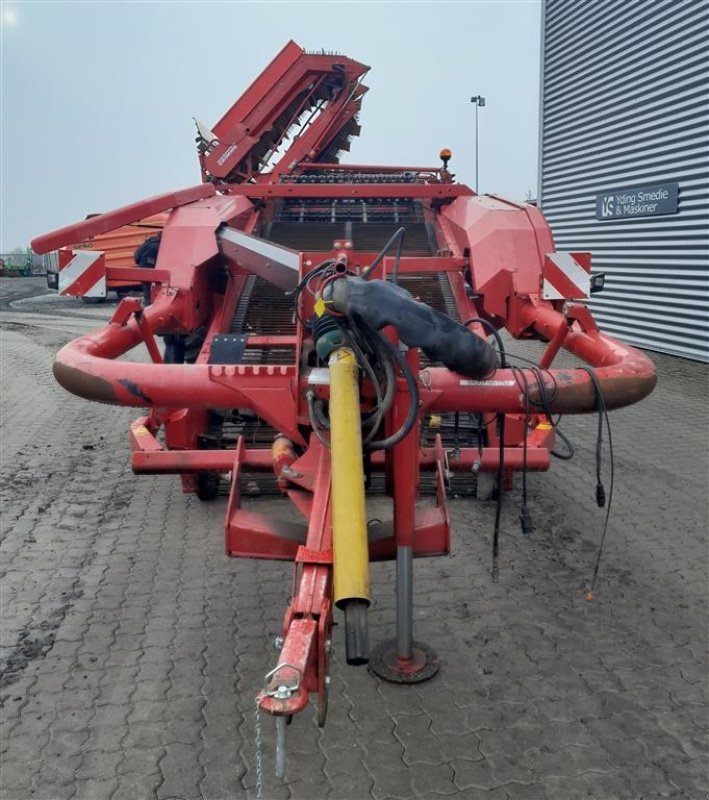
[254,700,263,800]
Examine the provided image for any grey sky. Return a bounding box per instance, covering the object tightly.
[1,0,541,251]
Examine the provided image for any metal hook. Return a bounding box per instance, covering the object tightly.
[263,662,302,697]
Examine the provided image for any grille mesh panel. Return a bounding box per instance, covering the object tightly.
[231,277,296,336]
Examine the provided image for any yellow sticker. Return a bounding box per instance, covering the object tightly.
[314,297,326,317]
[536,422,553,430]
[132,424,151,437]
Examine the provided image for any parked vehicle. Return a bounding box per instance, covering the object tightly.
[0,250,32,277]
[45,214,166,301]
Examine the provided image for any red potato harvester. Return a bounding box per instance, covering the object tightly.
[32,41,656,776]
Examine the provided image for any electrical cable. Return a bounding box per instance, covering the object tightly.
[462,316,507,581]
[511,366,533,536]
[461,316,505,364]
[576,367,614,600]
[289,258,336,326]
[551,427,575,460]
[499,350,561,411]
[461,317,615,593]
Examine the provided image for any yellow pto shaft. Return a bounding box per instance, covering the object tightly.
[328,347,370,610]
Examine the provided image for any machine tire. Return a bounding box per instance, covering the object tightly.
[196,470,221,501]
[80,296,106,305]
[195,411,224,501]
[475,471,496,501]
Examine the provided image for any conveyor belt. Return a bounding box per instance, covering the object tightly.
[230,276,295,336]
[265,221,434,256]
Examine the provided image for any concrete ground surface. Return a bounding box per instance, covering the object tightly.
[0,277,707,800]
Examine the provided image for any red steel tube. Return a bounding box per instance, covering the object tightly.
[51,291,301,440]
[423,311,656,414]
[52,291,655,418]
[30,184,216,255]
[130,445,550,475]
[539,318,571,370]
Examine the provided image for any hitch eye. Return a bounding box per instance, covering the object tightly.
[590,273,606,294]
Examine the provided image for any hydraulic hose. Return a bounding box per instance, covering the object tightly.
[329,276,497,379]
[360,227,405,281]
[365,332,419,451]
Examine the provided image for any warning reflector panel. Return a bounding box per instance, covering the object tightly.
[542,252,591,300]
[58,249,107,298]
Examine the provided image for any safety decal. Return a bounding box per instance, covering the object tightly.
[58,249,106,298]
[542,252,591,300]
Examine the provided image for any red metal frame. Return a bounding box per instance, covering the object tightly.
[32,41,657,731]
[199,41,370,184]
[31,184,215,254]
[225,183,472,199]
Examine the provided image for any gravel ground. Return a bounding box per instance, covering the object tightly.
[0,277,707,800]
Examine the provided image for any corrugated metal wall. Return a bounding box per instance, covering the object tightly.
[538,0,709,362]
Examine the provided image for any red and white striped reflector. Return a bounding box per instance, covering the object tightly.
[542,252,591,300]
[58,249,106,298]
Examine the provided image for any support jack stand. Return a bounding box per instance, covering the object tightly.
[368,545,440,684]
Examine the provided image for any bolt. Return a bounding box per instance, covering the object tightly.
[325,676,331,686]
[274,684,292,700]
[274,636,284,649]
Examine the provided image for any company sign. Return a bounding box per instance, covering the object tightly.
[596,182,678,220]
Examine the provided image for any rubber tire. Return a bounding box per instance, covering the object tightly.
[196,471,221,501]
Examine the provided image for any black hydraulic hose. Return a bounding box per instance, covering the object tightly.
[368,330,397,420]
[306,390,331,448]
[310,395,331,429]
[361,227,406,281]
[390,228,405,285]
[331,279,497,379]
[334,319,393,445]
[365,331,419,452]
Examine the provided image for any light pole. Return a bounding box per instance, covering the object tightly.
[470,95,485,193]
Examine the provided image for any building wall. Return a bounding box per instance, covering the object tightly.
[539,0,709,361]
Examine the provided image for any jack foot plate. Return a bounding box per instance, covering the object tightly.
[368,640,440,684]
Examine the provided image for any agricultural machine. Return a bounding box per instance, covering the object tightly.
[32,42,656,774]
